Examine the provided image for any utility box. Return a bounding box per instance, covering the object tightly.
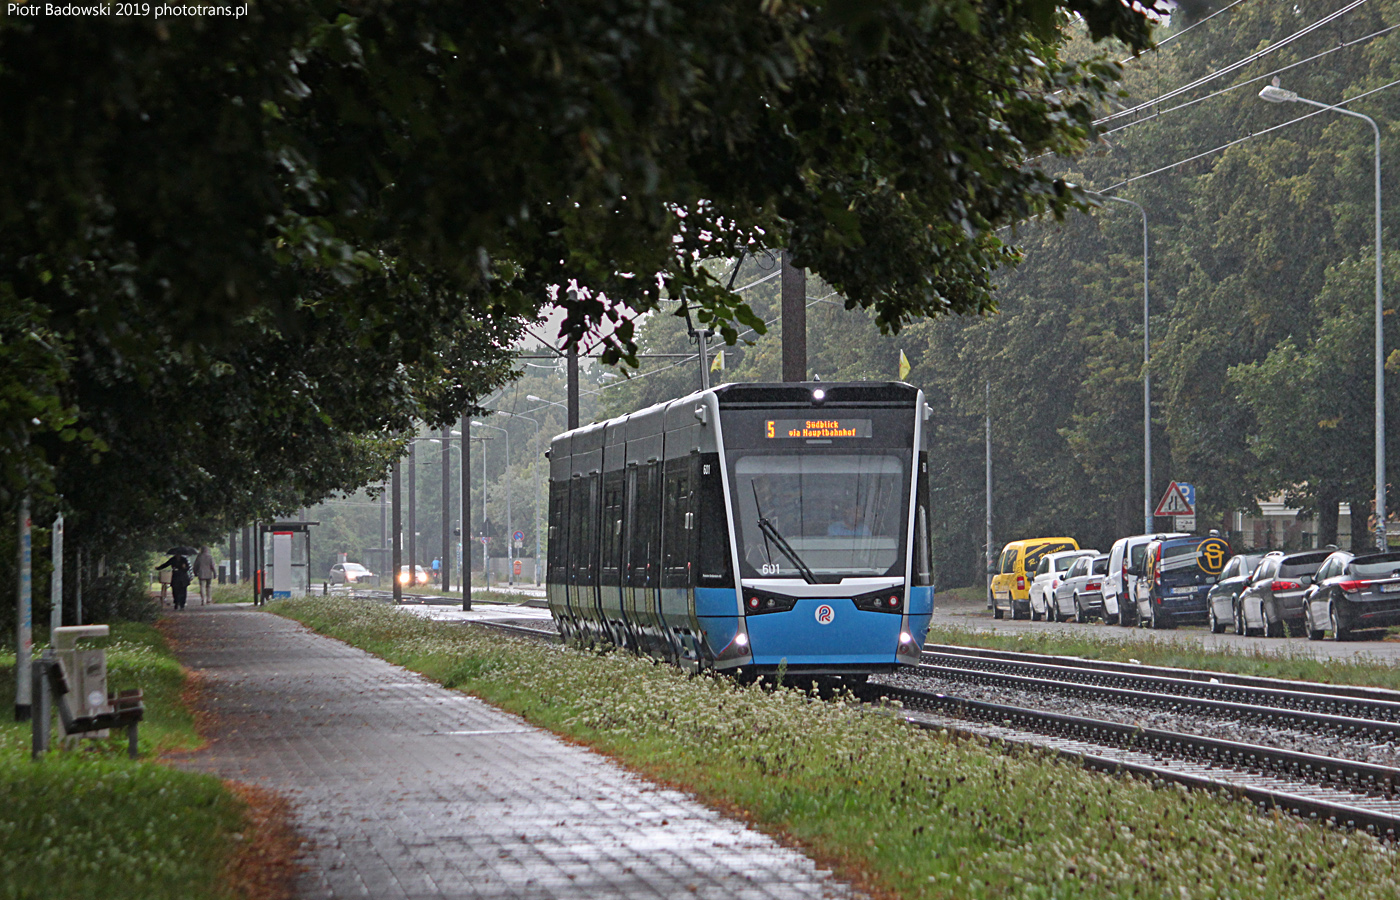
[53,625,112,735]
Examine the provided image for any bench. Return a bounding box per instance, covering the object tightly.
[31,652,145,760]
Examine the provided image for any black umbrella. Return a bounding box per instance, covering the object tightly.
[167,546,197,556]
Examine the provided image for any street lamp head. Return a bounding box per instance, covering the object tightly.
[526,395,544,402]
[1258,84,1298,104]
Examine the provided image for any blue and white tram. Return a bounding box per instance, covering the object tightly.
[545,382,934,675]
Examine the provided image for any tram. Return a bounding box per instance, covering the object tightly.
[545,382,934,676]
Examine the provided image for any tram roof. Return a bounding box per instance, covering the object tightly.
[548,381,919,455]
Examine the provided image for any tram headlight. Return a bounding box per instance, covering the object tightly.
[812,388,826,401]
[899,631,913,644]
[734,632,749,647]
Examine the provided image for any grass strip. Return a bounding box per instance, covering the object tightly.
[276,596,1399,900]
[0,623,248,900]
[923,622,1400,691]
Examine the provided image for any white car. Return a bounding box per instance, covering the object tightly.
[1030,549,1098,621]
[1105,533,1188,626]
[1053,553,1109,622]
[329,562,376,585]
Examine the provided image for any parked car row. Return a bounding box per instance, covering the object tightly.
[1208,549,1400,640]
[994,532,1400,639]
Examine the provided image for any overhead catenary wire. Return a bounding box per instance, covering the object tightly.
[1097,0,1373,128]
[1097,77,1400,193]
[1098,22,1400,142]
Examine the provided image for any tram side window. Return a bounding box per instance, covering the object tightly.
[696,456,733,586]
[548,482,569,579]
[628,463,662,587]
[662,465,693,588]
[601,473,625,584]
[569,476,599,586]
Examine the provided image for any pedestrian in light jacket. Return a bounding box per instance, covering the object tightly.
[194,546,217,605]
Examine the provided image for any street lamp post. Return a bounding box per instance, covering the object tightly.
[1260,83,1386,550]
[472,420,513,584]
[1102,193,1153,535]
[428,435,464,593]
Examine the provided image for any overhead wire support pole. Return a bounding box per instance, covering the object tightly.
[1102,194,1153,535]
[986,381,994,610]
[461,414,471,610]
[566,345,580,431]
[392,458,402,604]
[441,425,452,592]
[781,249,806,382]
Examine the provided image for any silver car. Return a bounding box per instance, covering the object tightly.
[1054,554,1109,623]
[329,562,376,585]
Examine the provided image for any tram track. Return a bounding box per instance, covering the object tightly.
[920,645,1400,731]
[867,683,1400,841]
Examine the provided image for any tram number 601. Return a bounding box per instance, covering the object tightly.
[760,563,782,575]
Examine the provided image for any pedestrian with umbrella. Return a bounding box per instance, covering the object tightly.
[158,546,195,610]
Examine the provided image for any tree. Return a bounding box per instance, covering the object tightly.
[1230,252,1400,547]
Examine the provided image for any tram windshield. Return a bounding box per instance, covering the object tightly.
[732,453,908,581]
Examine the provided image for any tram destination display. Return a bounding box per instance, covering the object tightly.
[764,418,873,439]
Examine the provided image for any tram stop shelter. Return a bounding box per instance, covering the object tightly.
[252,520,319,603]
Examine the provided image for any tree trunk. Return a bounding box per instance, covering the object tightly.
[1350,494,1373,552]
[1316,485,1340,548]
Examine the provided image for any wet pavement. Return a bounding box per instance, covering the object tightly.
[165,605,862,900]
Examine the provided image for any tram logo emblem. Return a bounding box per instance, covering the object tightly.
[1197,538,1229,575]
[815,604,835,625]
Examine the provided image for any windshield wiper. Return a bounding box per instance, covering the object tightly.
[751,481,818,585]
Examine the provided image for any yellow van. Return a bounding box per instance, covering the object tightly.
[991,537,1080,620]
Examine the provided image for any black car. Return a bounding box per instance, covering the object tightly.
[1205,553,1264,634]
[1238,550,1331,637]
[1303,550,1400,640]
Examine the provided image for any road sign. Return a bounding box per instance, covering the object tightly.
[1175,514,1197,532]
[513,530,525,543]
[1178,483,1196,510]
[1154,481,1195,517]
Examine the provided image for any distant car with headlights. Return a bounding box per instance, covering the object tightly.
[1302,550,1400,640]
[1206,552,1264,634]
[1237,550,1330,637]
[398,565,430,586]
[329,562,376,585]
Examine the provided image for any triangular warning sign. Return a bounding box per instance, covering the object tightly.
[1154,481,1194,517]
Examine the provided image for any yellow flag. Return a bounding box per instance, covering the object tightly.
[898,349,911,380]
[711,350,724,372]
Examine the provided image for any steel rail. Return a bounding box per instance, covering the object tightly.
[921,647,1400,724]
[913,662,1400,741]
[925,643,1400,704]
[873,685,1400,840]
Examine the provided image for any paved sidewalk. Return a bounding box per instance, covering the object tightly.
[166,606,861,900]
